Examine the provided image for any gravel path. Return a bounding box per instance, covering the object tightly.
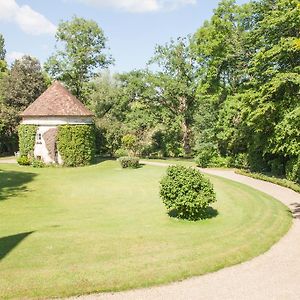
[69,163,300,300]
[0,158,17,164]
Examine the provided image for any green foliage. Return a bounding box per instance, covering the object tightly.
[192,0,300,180]
[118,156,140,169]
[121,134,138,154]
[31,159,46,168]
[236,169,300,193]
[160,165,216,220]
[114,148,128,158]
[195,143,218,168]
[1,56,46,154]
[18,125,37,157]
[229,153,249,169]
[0,34,5,61]
[17,156,31,166]
[45,16,113,101]
[286,156,300,184]
[57,125,95,167]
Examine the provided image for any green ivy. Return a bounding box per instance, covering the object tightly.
[18,124,37,156]
[57,124,95,167]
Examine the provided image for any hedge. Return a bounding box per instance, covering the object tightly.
[18,124,37,156]
[236,169,300,193]
[57,124,95,167]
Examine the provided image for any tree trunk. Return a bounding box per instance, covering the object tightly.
[182,118,191,157]
[179,96,191,156]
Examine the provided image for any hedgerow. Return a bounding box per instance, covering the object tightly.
[18,124,37,157]
[235,169,300,193]
[57,124,95,167]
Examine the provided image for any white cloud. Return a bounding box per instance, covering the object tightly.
[76,0,196,13]
[0,0,56,35]
[7,51,26,63]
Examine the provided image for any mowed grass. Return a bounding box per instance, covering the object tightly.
[0,161,292,299]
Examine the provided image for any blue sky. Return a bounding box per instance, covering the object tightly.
[0,0,249,73]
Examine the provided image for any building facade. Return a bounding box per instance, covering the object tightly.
[20,81,94,164]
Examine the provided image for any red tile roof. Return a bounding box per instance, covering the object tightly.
[20,81,94,117]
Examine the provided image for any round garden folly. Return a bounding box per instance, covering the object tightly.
[19,81,95,166]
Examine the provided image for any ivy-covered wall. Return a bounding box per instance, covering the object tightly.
[18,124,37,156]
[57,124,95,167]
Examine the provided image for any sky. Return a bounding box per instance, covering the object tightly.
[0,0,249,73]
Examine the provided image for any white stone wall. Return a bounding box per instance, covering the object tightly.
[21,116,93,165]
[34,125,57,164]
[21,116,93,126]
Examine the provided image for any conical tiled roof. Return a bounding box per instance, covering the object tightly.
[20,81,94,117]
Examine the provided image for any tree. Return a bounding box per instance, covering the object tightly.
[0,33,7,82]
[148,37,199,155]
[45,16,113,101]
[192,0,300,179]
[0,34,6,60]
[0,56,47,153]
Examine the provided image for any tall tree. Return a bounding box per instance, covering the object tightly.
[145,37,199,155]
[45,16,113,101]
[0,56,47,153]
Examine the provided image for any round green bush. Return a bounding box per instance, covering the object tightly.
[17,156,31,166]
[160,165,216,220]
[118,156,140,169]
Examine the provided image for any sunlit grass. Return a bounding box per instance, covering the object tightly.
[0,161,292,299]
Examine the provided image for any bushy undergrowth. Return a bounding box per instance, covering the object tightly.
[160,165,216,220]
[119,156,140,168]
[17,156,31,166]
[114,148,129,158]
[31,159,46,168]
[236,169,300,193]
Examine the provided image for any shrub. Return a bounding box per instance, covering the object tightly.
[18,125,37,156]
[160,165,216,220]
[229,153,249,169]
[57,125,95,167]
[236,169,300,193]
[31,159,46,168]
[17,156,31,166]
[114,148,128,158]
[286,156,300,184]
[121,134,138,155]
[119,156,140,169]
[210,156,230,168]
[269,158,285,176]
[195,143,218,168]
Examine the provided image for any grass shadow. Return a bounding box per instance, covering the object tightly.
[0,169,37,201]
[168,206,218,221]
[290,202,300,219]
[0,231,34,261]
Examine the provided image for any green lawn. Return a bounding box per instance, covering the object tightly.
[0,161,292,299]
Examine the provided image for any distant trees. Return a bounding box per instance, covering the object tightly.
[45,16,113,101]
[192,0,300,180]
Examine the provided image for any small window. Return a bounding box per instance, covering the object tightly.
[36,133,42,144]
